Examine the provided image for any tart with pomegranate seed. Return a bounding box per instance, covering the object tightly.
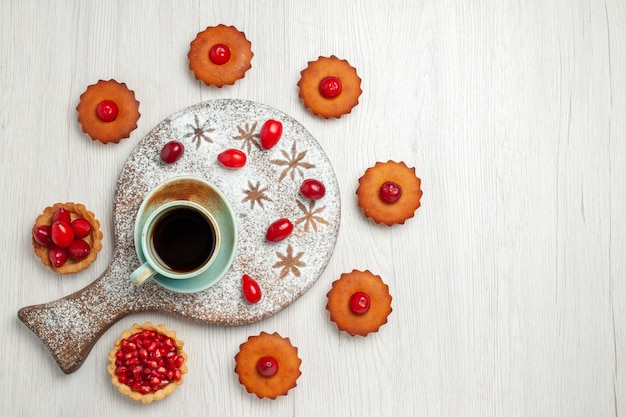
[31,202,103,274]
[107,323,188,404]
[76,79,141,144]
[297,55,362,119]
[326,270,392,336]
[234,332,302,399]
[356,160,423,226]
[188,24,253,87]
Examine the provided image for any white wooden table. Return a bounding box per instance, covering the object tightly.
[2,1,625,415]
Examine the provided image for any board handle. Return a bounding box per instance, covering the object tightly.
[18,262,133,374]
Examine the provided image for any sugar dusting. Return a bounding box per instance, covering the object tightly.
[18,99,340,372]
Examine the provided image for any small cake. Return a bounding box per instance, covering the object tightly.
[326,270,392,336]
[297,55,362,119]
[31,202,103,274]
[234,332,302,399]
[76,79,141,144]
[107,323,188,404]
[188,24,253,87]
[356,160,423,226]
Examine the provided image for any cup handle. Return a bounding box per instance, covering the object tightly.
[130,262,157,286]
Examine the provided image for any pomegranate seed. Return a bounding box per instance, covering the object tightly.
[173,356,184,368]
[242,274,262,304]
[70,218,91,238]
[319,76,342,98]
[259,119,283,150]
[160,140,185,164]
[349,291,371,315]
[68,239,91,260]
[257,356,279,377]
[299,179,326,200]
[50,221,74,248]
[48,246,68,267]
[266,218,293,242]
[379,181,402,203]
[218,148,247,168]
[52,207,72,224]
[32,225,53,246]
[164,338,175,349]
[96,100,119,122]
[209,43,231,65]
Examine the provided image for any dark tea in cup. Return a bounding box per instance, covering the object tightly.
[150,206,217,273]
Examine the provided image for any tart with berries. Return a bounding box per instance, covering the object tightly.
[188,24,253,87]
[31,202,103,274]
[356,160,423,226]
[234,332,302,399]
[326,270,392,336]
[297,55,362,119]
[107,323,188,404]
[76,79,141,144]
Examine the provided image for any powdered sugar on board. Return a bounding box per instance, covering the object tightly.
[18,99,340,373]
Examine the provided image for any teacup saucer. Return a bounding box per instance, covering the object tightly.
[133,176,237,293]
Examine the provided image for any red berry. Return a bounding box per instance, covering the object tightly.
[160,140,185,164]
[70,218,91,239]
[68,239,91,260]
[96,100,119,122]
[52,207,72,224]
[379,181,402,203]
[257,356,279,377]
[33,225,53,246]
[48,246,68,268]
[265,218,293,242]
[209,43,231,65]
[349,291,371,315]
[259,119,283,150]
[299,179,326,200]
[242,274,262,304]
[319,76,342,98]
[217,148,247,168]
[51,221,74,248]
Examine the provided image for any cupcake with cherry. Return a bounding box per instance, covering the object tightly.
[326,270,392,336]
[76,79,141,144]
[31,202,103,274]
[356,160,423,226]
[188,24,253,87]
[234,332,302,399]
[297,55,362,118]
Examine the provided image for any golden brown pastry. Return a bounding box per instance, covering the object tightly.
[188,24,253,87]
[107,323,188,404]
[234,332,302,399]
[297,55,362,118]
[76,79,140,144]
[356,160,423,226]
[326,270,392,336]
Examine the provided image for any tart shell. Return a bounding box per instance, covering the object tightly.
[356,160,423,226]
[107,322,188,404]
[234,332,301,399]
[188,24,253,87]
[297,55,362,119]
[76,79,140,144]
[32,202,103,274]
[326,270,392,336]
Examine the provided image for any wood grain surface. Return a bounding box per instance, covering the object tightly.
[2,1,625,416]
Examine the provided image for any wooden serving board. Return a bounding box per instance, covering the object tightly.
[18,99,340,373]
